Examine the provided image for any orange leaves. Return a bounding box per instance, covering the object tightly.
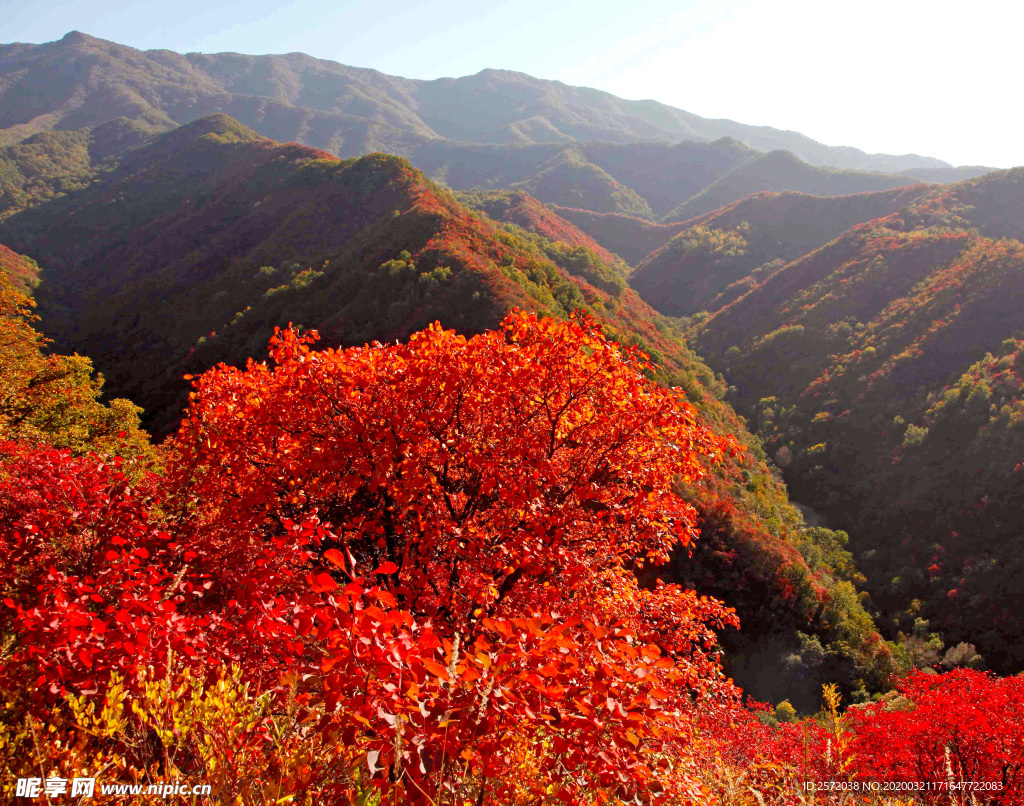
[486,616,514,634]
[420,657,449,682]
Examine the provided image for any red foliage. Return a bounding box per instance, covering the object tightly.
[166,311,739,802]
[2,312,743,803]
[0,442,304,698]
[848,670,1024,802]
[8,309,1023,803]
[0,442,201,695]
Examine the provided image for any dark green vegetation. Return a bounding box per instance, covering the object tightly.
[0,118,159,219]
[687,170,1024,672]
[0,115,907,709]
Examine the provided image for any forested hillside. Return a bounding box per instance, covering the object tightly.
[454,189,630,273]
[690,169,1024,671]
[662,149,922,221]
[631,185,931,316]
[411,138,759,219]
[0,115,904,707]
[415,139,925,222]
[547,206,693,264]
[0,118,158,219]
[0,244,39,293]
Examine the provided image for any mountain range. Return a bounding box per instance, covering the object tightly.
[0,31,982,172]
[0,31,994,226]
[663,170,1024,672]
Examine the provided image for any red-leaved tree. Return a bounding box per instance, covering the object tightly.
[164,311,739,803]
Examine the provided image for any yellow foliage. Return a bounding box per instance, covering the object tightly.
[0,270,152,459]
[1,663,361,805]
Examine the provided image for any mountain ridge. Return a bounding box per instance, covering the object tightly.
[630,184,934,316]
[1,31,1002,250]
[0,30,992,176]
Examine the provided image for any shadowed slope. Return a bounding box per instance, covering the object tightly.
[663,150,920,222]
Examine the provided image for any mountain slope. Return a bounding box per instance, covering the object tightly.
[412,138,759,219]
[664,150,921,222]
[548,207,693,265]
[455,189,628,272]
[0,244,150,455]
[0,31,990,175]
[398,139,933,228]
[0,117,157,219]
[630,185,931,316]
[412,138,926,239]
[0,243,40,293]
[0,114,899,707]
[411,141,731,221]
[507,147,655,219]
[693,169,1024,671]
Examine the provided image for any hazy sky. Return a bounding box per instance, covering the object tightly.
[3,0,1021,167]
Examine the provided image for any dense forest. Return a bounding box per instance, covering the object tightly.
[687,170,1024,672]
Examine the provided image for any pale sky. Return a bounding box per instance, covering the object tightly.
[2,0,1021,167]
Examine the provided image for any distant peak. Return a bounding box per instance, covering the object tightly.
[181,113,259,139]
[140,114,260,156]
[710,136,752,151]
[469,67,533,82]
[60,31,96,45]
[764,149,803,164]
